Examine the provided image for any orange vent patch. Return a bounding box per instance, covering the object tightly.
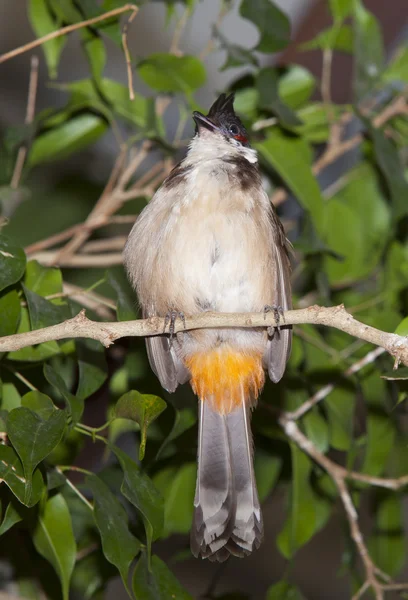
[185,347,265,414]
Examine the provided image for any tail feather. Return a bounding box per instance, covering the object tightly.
[191,397,263,562]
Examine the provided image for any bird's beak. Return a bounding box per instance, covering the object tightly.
[193,111,219,133]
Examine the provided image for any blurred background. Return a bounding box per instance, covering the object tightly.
[1,1,408,599]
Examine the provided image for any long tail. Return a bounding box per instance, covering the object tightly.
[190,398,263,562]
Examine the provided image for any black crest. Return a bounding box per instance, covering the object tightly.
[194,92,249,146]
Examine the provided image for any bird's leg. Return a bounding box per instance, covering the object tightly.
[164,309,186,347]
[264,304,284,337]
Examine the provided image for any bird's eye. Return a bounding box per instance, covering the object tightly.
[229,124,239,135]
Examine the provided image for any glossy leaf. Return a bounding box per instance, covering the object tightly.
[138,54,206,94]
[28,0,66,78]
[0,445,44,507]
[383,45,408,84]
[353,0,384,100]
[132,553,193,600]
[114,446,164,560]
[21,391,56,420]
[6,307,60,362]
[0,289,21,340]
[33,493,76,600]
[277,444,316,558]
[154,463,196,537]
[115,391,166,460]
[0,236,26,293]
[107,268,138,321]
[381,367,408,381]
[156,407,196,459]
[87,474,141,597]
[44,364,84,425]
[7,406,66,501]
[255,131,325,234]
[24,260,63,297]
[0,499,26,535]
[240,0,291,53]
[28,114,107,166]
[76,339,108,400]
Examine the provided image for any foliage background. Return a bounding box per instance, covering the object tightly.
[0,0,408,599]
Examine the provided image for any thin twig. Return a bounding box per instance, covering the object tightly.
[10,55,39,189]
[170,4,192,56]
[0,5,139,104]
[30,251,124,267]
[121,8,138,100]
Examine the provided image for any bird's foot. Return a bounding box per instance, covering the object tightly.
[164,310,186,346]
[264,304,284,336]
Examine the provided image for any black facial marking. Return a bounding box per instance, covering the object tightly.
[225,156,262,191]
[162,163,193,191]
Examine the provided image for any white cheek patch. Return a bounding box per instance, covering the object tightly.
[240,145,258,164]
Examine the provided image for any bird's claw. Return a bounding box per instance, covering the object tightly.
[164,310,186,347]
[264,304,284,336]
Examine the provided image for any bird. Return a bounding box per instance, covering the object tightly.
[123,93,292,562]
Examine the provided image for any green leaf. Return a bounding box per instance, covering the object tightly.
[254,451,281,503]
[279,66,316,109]
[303,408,329,453]
[154,463,196,537]
[366,125,408,221]
[255,131,325,235]
[277,444,317,558]
[76,339,108,400]
[0,499,25,535]
[24,260,63,297]
[0,445,44,507]
[323,162,391,285]
[383,45,408,84]
[113,446,164,561]
[44,364,84,425]
[115,391,166,460]
[107,268,138,320]
[267,581,306,600]
[0,382,21,411]
[100,79,160,133]
[21,391,56,420]
[361,413,395,476]
[256,68,302,128]
[0,289,21,340]
[29,0,66,78]
[23,285,70,330]
[82,29,106,82]
[325,388,356,451]
[395,317,408,336]
[138,54,206,94]
[156,407,196,459]
[6,307,60,362]
[369,494,406,577]
[301,24,353,53]
[87,474,141,597]
[7,406,66,501]
[33,493,76,600]
[132,553,193,600]
[329,0,353,21]
[0,236,26,293]
[240,0,291,53]
[28,114,107,167]
[381,367,408,381]
[353,0,384,101]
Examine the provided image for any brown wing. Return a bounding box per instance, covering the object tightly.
[263,214,292,383]
[143,309,190,393]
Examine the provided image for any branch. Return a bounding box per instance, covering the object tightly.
[0,305,407,367]
[0,4,138,100]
